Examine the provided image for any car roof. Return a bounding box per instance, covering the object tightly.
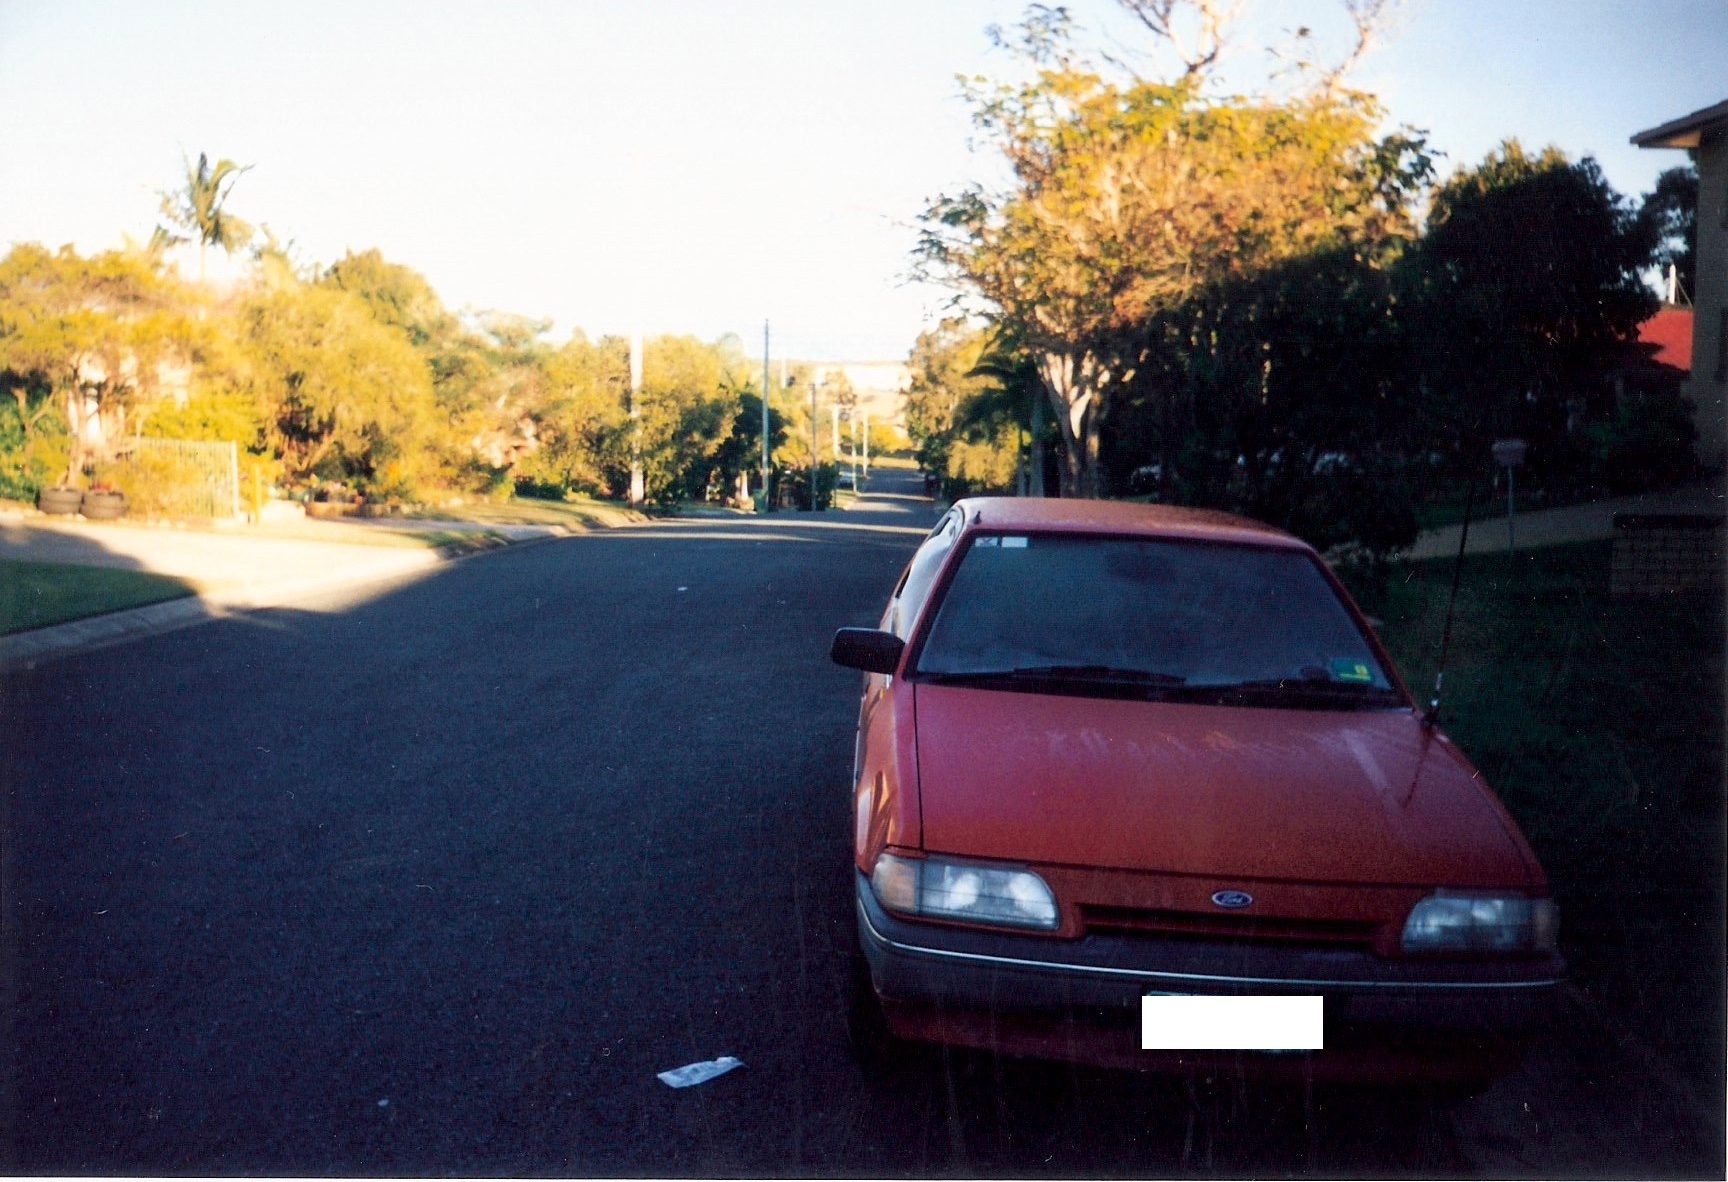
[953,497,1310,551]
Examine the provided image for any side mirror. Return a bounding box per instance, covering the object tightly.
[830,628,904,675]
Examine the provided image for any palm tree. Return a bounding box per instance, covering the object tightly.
[158,152,254,283]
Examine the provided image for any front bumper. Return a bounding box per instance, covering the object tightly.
[855,872,1564,1080]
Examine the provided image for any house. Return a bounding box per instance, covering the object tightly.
[1633,98,1728,469]
[1602,306,1693,429]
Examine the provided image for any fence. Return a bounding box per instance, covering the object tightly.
[114,437,241,519]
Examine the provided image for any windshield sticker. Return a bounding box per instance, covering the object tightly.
[1329,658,1374,683]
[1000,536,1028,548]
[974,536,999,547]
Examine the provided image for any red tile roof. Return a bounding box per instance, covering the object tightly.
[1638,308,1693,371]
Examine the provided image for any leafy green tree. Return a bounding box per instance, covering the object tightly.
[1408,141,1658,487]
[319,253,527,492]
[917,6,1427,496]
[157,153,254,283]
[321,249,463,349]
[904,319,992,480]
[904,319,1040,496]
[707,390,786,502]
[514,331,628,497]
[623,334,741,503]
[240,267,439,495]
[0,243,197,486]
[1108,243,1422,554]
[0,367,65,499]
[1638,164,1698,298]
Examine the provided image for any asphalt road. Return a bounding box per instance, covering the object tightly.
[2,471,1721,1176]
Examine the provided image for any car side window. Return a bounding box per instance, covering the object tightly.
[890,509,962,639]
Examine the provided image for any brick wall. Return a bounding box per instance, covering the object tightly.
[1610,513,1726,597]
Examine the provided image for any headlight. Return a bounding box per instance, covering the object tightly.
[1401,890,1558,954]
[870,852,1059,930]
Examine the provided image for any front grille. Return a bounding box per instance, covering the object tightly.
[1079,903,1379,950]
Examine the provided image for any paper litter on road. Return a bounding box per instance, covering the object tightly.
[656,1056,744,1088]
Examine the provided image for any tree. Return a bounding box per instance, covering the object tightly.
[514,332,628,496]
[0,243,196,487]
[1638,164,1698,299]
[904,320,988,480]
[321,249,462,349]
[157,153,255,283]
[1408,142,1658,485]
[916,2,1422,496]
[624,335,741,504]
[904,319,1040,496]
[240,270,439,495]
[707,390,786,503]
[1109,242,1423,555]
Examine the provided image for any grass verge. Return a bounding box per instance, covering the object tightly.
[1,560,197,634]
[1342,542,1724,1099]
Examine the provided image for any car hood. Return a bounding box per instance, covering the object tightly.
[913,685,1538,887]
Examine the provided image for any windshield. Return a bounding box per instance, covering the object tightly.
[914,533,1399,708]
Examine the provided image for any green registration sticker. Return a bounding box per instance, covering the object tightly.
[1330,658,1373,683]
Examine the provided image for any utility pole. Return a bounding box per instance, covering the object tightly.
[629,332,644,505]
[809,374,821,511]
[760,321,771,509]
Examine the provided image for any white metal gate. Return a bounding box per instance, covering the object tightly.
[118,437,241,519]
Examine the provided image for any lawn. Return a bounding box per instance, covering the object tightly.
[1342,542,1725,1101]
[1,560,197,634]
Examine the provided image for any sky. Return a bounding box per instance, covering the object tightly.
[1,0,1724,361]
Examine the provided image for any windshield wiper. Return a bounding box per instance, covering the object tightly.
[1193,677,1400,704]
[922,665,1186,687]
[1009,665,1187,685]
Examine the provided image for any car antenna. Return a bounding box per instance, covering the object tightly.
[1424,471,1478,729]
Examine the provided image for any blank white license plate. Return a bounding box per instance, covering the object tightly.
[1140,994,1324,1050]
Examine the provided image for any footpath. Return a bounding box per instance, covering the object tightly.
[1406,478,1724,559]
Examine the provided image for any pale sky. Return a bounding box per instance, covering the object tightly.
[1,0,1723,361]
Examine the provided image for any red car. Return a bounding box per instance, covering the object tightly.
[830,498,1561,1083]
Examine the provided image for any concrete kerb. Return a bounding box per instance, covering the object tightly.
[0,523,582,674]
